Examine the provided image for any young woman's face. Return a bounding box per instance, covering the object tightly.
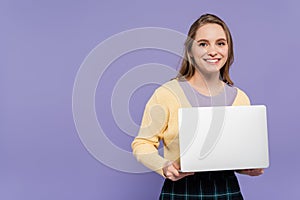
[190,23,228,75]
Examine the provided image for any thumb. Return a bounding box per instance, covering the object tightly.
[172,162,180,170]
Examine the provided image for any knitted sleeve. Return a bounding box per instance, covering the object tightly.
[131,90,170,176]
[232,88,251,106]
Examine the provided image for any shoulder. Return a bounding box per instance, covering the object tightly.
[156,79,180,91]
[232,87,251,106]
[153,79,181,99]
[151,79,189,107]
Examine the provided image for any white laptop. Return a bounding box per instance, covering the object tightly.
[178,105,269,172]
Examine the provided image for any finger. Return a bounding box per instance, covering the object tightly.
[249,169,264,176]
[173,172,195,181]
[162,161,176,178]
[164,163,180,178]
[179,171,195,175]
[257,169,264,173]
[164,162,195,181]
[180,172,195,177]
[170,164,180,177]
[256,169,264,175]
[167,169,194,181]
[236,169,249,175]
[164,170,177,178]
[251,169,264,174]
[173,162,180,170]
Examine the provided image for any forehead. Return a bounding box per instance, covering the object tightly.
[195,23,226,41]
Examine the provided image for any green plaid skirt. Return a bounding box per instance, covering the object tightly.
[159,171,243,200]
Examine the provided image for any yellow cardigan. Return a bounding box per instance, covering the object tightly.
[131,79,250,177]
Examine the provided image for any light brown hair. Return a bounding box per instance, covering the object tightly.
[177,14,234,85]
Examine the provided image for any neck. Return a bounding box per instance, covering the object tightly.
[188,70,224,96]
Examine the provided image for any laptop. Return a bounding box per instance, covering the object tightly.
[178,105,269,172]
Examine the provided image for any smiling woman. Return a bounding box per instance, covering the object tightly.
[132,13,264,200]
[191,24,228,75]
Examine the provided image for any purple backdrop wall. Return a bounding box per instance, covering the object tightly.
[1,0,300,199]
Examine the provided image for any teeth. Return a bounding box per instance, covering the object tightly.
[205,59,218,63]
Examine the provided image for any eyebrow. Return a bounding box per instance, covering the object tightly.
[196,38,227,43]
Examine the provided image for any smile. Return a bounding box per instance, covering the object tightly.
[204,58,221,63]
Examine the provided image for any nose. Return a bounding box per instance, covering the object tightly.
[208,51,217,57]
[207,46,217,57]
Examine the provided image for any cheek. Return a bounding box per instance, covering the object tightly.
[219,48,229,58]
[191,47,207,58]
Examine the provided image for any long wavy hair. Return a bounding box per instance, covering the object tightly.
[177,14,235,85]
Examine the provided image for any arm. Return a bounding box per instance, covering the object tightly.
[131,91,169,176]
[131,89,194,180]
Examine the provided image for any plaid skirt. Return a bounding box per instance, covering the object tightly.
[159,171,243,200]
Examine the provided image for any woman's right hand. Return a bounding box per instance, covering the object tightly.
[163,161,195,181]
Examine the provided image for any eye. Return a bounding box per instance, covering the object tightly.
[198,42,208,47]
[217,42,226,46]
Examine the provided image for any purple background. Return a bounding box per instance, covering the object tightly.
[2,0,300,199]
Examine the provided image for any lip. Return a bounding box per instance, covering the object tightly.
[203,58,221,64]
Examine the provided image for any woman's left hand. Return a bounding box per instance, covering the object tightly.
[236,168,264,176]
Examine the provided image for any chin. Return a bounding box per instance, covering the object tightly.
[205,66,222,73]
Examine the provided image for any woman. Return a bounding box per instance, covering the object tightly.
[132,13,264,200]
